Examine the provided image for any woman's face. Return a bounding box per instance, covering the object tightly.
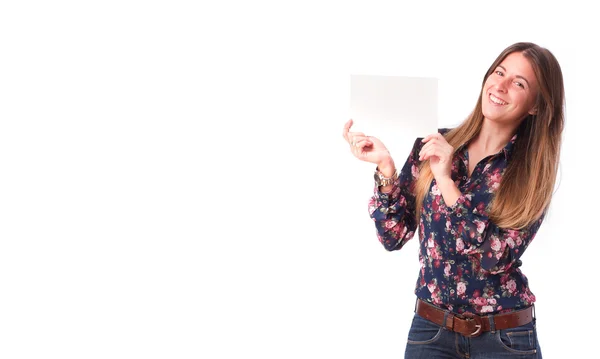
[481,52,539,126]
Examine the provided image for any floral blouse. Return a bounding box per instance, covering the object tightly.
[368,128,544,315]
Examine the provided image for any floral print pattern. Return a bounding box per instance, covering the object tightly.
[368,129,544,314]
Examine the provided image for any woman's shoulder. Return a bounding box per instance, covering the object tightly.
[438,127,455,135]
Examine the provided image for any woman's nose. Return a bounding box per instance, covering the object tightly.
[494,77,510,93]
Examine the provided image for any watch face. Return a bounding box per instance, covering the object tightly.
[374,172,382,184]
[374,170,396,186]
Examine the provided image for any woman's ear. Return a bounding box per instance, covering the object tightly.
[528,107,538,115]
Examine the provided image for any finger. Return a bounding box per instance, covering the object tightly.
[419,140,436,158]
[422,138,436,149]
[420,147,439,161]
[355,138,373,149]
[343,119,354,141]
[432,132,449,145]
[421,133,435,143]
[421,148,434,161]
[422,147,451,162]
[348,134,368,146]
[353,142,373,160]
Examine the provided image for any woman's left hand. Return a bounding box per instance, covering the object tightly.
[419,133,454,182]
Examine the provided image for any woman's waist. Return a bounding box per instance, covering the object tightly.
[415,270,535,315]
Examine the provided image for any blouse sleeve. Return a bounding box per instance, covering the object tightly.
[448,193,545,274]
[368,137,424,251]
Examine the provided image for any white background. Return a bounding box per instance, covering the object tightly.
[0,1,597,358]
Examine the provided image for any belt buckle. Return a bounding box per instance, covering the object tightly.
[461,312,483,337]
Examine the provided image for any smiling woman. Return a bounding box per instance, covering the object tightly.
[343,42,565,359]
[482,52,539,127]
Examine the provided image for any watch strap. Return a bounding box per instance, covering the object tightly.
[374,169,398,187]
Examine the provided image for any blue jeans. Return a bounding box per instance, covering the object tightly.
[404,313,542,358]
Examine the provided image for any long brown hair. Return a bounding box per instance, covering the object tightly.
[414,42,565,229]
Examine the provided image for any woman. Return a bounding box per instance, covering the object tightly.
[343,42,564,358]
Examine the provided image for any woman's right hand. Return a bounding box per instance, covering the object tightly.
[343,119,394,170]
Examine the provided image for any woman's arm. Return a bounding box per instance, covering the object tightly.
[449,193,545,274]
[369,138,423,251]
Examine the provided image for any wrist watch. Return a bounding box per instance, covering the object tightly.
[374,169,398,187]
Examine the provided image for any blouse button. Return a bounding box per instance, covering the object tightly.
[462,176,466,180]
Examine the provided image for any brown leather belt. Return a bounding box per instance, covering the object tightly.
[415,299,533,338]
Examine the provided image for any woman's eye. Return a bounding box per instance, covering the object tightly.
[495,70,503,76]
[514,81,524,88]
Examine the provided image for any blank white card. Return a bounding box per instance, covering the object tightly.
[350,74,438,163]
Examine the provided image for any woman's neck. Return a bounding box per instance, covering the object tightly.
[472,119,518,154]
